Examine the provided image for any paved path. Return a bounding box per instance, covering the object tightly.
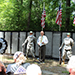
[42,70,58,75]
[42,70,68,75]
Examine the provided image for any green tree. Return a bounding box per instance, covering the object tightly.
[0,0,75,31]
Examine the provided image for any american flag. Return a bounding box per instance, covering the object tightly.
[41,5,46,28]
[55,4,62,27]
[73,16,75,24]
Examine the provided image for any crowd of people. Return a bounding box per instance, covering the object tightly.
[0,51,42,75]
[0,31,75,75]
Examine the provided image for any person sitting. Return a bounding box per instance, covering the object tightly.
[6,51,30,75]
[0,61,7,75]
[26,64,42,75]
[66,55,75,75]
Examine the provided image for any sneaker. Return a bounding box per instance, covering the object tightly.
[37,58,39,60]
[33,58,36,61]
[37,61,41,64]
[39,62,45,64]
[62,62,65,65]
[26,56,28,59]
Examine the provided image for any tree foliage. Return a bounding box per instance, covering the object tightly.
[0,0,75,31]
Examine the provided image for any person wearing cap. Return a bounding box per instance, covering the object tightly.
[6,51,30,75]
[59,33,74,64]
[22,31,36,60]
[37,31,48,63]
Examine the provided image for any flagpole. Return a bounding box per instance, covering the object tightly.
[41,2,46,31]
[41,2,45,31]
[42,27,43,31]
[56,1,62,31]
[43,2,45,10]
[59,0,62,64]
[59,0,62,31]
[59,1,60,31]
[59,25,60,31]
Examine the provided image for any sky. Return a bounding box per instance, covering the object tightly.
[72,0,75,3]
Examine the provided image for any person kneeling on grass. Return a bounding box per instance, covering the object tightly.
[6,51,30,75]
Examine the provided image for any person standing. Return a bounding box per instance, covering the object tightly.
[59,33,74,64]
[22,31,36,60]
[37,31,48,63]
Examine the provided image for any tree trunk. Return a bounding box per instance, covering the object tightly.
[16,0,23,30]
[27,0,32,30]
[21,0,23,5]
[65,0,70,31]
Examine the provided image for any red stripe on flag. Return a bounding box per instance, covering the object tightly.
[56,4,62,27]
[41,5,46,28]
[73,17,75,24]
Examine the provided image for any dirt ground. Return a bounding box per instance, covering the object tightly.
[2,56,69,75]
[26,58,69,75]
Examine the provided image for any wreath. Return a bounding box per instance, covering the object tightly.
[0,38,8,54]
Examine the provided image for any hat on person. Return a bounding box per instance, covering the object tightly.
[67,33,70,36]
[13,51,23,60]
[29,31,33,34]
[13,51,26,64]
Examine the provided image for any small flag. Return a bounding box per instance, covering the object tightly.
[73,16,75,24]
[41,3,46,28]
[56,3,62,27]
